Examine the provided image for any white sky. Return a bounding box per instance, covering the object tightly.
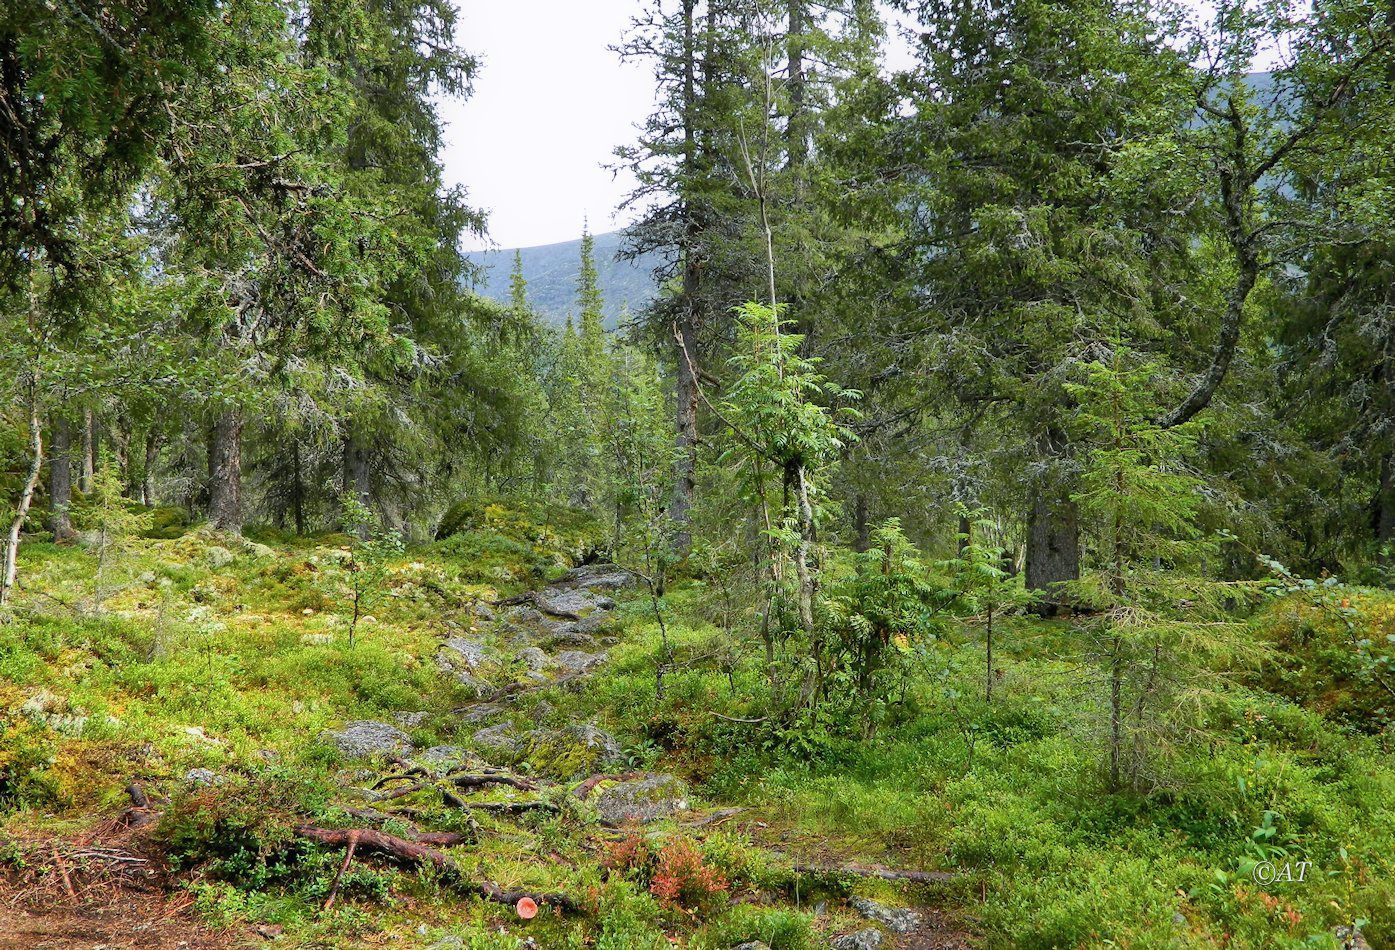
[442,1,652,251]
[440,0,1279,252]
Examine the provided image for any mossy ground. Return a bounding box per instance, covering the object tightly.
[0,503,1392,947]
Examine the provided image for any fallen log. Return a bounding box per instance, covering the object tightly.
[790,862,957,884]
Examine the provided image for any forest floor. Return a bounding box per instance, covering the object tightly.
[0,500,1392,947]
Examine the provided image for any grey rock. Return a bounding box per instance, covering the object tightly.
[849,897,921,935]
[459,702,507,723]
[500,605,574,640]
[554,649,607,674]
[534,587,615,620]
[557,564,639,592]
[438,637,488,669]
[395,710,430,728]
[594,773,690,825]
[540,625,597,649]
[517,647,551,672]
[183,767,222,787]
[830,930,883,950]
[416,746,480,773]
[732,943,772,950]
[472,601,496,621]
[323,720,414,758]
[1334,926,1373,950]
[450,669,492,698]
[472,723,522,753]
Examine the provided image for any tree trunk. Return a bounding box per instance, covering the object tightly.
[958,511,972,557]
[2,382,44,605]
[1376,451,1395,550]
[111,417,132,497]
[292,440,306,535]
[668,0,700,560]
[343,433,372,538]
[142,428,159,506]
[207,409,243,535]
[1026,489,1079,615]
[80,408,95,493]
[852,492,870,552]
[785,0,809,170]
[50,415,77,543]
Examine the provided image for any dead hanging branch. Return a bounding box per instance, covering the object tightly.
[294,826,578,913]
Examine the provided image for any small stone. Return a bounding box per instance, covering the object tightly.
[204,546,235,569]
[395,710,430,728]
[732,943,772,950]
[516,647,550,672]
[1334,925,1373,950]
[849,897,921,935]
[459,702,506,724]
[472,601,496,621]
[300,633,333,646]
[830,929,883,950]
[178,725,224,745]
[594,773,689,825]
[322,720,414,758]
[183,767,222,787]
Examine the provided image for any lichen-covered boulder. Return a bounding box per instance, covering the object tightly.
[849,897,921,935]
[593,773,690,825]
[520,723,625,778]
[322,720,414,758]
[557,564,639,593]
[472,723,524,755]
[437,637,488,669]
[554,650,606,674]
[415,745,482,774]
[534,587,615,619]
[830,929,883,950]
[516,647,551,672]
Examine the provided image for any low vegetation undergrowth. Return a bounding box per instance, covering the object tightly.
[0,502,1391,947]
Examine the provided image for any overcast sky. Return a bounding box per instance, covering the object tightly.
[441,1,651,251]
[440,1,1275,252]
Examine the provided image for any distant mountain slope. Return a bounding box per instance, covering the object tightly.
[465,231,661,328]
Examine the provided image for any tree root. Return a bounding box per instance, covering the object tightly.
[295,826,577,913]
[572,772,646,799]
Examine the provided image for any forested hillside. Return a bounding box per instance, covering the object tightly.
[466,231,659,327]
[3,1,1395,948]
